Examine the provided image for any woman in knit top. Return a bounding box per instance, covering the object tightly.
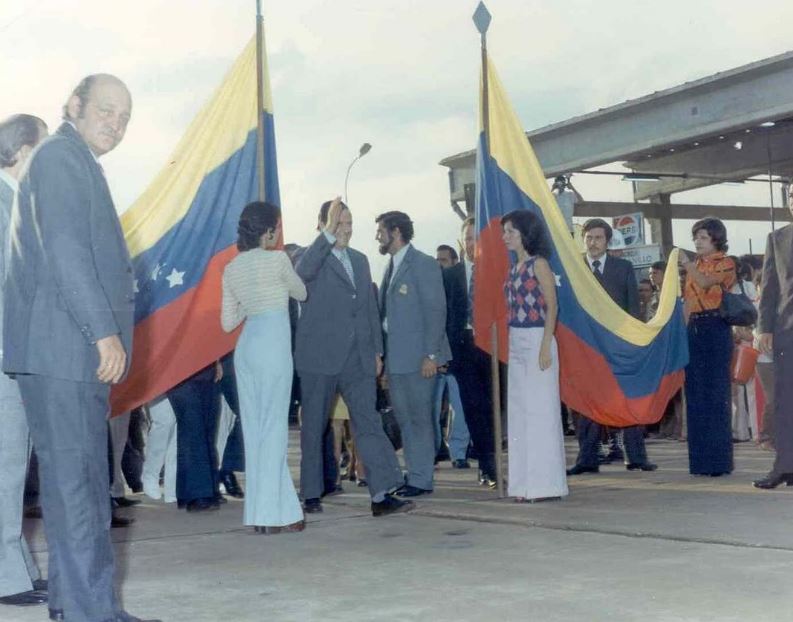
[222,201,307,534]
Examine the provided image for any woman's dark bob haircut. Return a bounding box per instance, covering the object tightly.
[237,201,281,252]
[691,217,728,253]
[500,209,552,259]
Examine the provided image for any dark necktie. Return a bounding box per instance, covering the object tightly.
[381,257,394,317]
[467,264,475,327]
[592,259,603,282]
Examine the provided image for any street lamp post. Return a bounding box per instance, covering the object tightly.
[344,142,372,204]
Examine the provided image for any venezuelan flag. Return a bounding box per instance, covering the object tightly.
[473,58,688,426]
[110,34,279,414]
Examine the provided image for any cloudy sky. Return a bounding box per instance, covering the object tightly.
[1,0,791,275]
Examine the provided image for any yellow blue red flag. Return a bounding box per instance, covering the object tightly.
[111,34,278,414]
[473,58,688,426]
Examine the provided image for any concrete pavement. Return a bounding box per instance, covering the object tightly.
[6,436,792,622]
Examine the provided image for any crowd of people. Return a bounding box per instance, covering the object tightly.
[1,73,792,622]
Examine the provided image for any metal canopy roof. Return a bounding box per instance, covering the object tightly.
[440,50,793,203]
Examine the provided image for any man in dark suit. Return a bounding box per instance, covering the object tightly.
[286,244,340,497]
[755,189,793,489]
[376,211,451,497]
[295,198,410,516]
[4,75,160,622]
[566,218,656,475]
[0,114,49,610]
[442,218,497,486]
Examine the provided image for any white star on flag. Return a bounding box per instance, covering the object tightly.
[166,268,185,289]
[151,263,162,281]
[554,273,562,287]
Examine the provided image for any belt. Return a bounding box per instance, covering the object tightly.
[689,309,721,320]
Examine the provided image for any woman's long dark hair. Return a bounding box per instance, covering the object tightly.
[500,209,552,258]
[236,201,281,251]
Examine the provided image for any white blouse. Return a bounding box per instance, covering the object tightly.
[221,248,306,332]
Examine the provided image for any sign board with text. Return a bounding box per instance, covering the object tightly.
[611,244,662,269]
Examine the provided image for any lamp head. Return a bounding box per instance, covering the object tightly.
[359,142,372,157]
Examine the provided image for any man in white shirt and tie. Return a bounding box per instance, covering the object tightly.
[377,211,451,497]
[567,218,656,475]
[441,218,498,486]
[295,199,410,517]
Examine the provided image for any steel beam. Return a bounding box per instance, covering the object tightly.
[574,200,790,223]
[441,51,793,201]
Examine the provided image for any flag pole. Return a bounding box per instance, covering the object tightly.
[255,0,266,201]
[473,2,504,497]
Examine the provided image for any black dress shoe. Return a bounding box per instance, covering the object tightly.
[395,485,432,498]
[32,579,48,591]
[112,496,141,508]
[626,463,658,472]
[477,471,497,488]
[0,590,48,606]
[566,465,599,476]
[49,608,64,620]
[753,472,793,489]
[451,459,471,469]
[357,479,368,487]
[372,494,415,517]
[303,498,323,513]
[185,498,219,513]
[111,513,135,528]
[128,482,143,494]
[220,472,244,499]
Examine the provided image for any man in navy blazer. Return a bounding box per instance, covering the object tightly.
[376,211,451,496]
[442,218,497,486]
[4,75,159,622]
[566,219,656,475]
[295,199,410,517]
